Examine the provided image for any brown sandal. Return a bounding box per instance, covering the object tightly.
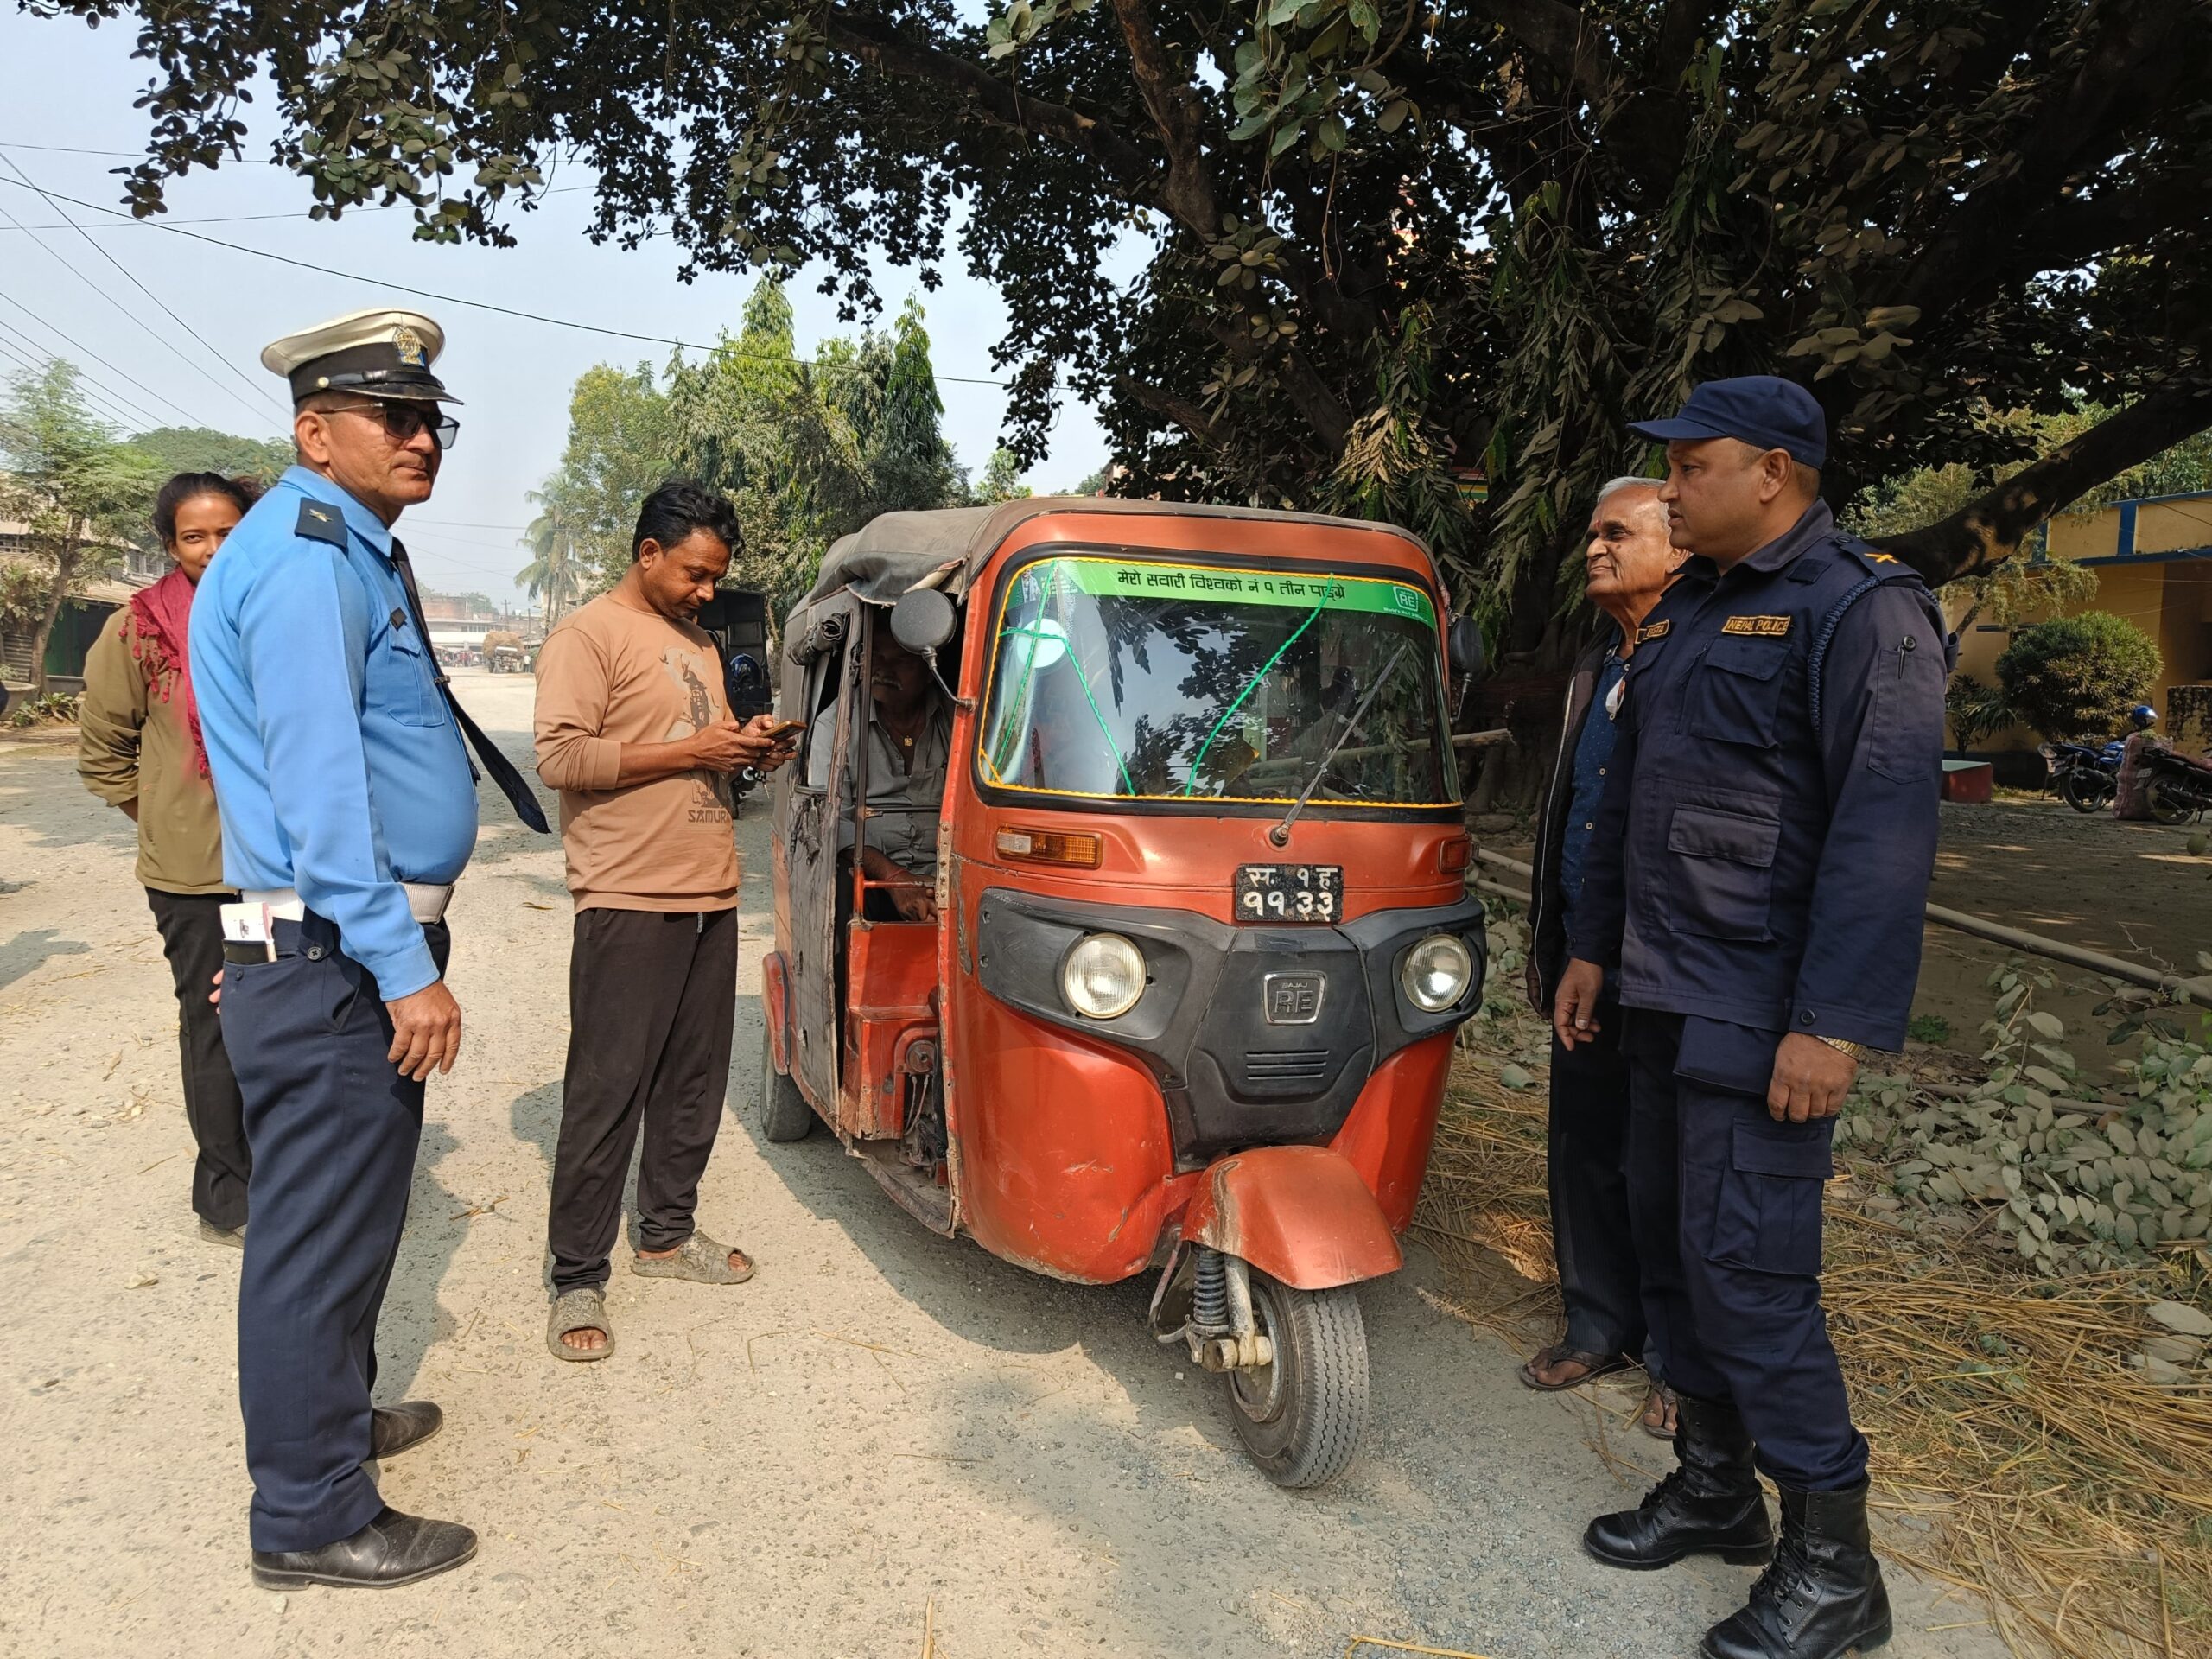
[1639,1380,1681,1438]
[1517,1342,1633,1391]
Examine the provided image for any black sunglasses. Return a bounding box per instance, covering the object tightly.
[325,400,461,452]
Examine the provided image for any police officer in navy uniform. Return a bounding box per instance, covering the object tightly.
[1553,377,1946,1659]
[192,308,545,1589]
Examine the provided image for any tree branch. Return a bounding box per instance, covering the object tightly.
[821,8,1155,192]
[1874,384,2212,584]
[1115,375,1222,445]
[1468,0,1614,104]
[1897,0,2200,324]
[1104,0,1218,235]
[2012,168,2212,277]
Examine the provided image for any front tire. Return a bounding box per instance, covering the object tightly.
[760,1020,814,1141]
[2145,777,2196,826]
[2056,770,2110,813]
[1223,1271,1370,1490]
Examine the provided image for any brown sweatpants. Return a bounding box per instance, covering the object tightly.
[548,906,738,1294]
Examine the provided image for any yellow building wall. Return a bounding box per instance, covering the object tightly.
[1950,495,2212,753]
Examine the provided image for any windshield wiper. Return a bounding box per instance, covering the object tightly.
[1268,643,1410,848]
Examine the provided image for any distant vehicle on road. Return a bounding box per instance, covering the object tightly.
[482,629,528,673]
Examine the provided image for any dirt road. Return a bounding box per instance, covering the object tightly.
[0,671,2007,1659]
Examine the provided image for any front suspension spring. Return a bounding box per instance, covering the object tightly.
[1192,1245,1229,1333]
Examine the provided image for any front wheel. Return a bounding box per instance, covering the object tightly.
[760,1020,814,1141]
[1223,1271,1370,1490]
[2056,770,2111,813]
[2145,776,2196,826]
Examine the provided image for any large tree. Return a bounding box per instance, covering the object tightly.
[54,0,2209,638]
[0,365,162,695]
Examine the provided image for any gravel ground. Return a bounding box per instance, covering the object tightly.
[0,670,2012,1659]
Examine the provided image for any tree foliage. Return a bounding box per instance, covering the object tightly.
[46,0,2211,652]
[517,482,587,627]
[1995,613,2162,745]
[0,364,162,695]
[976,447,1032,505]
[532,281,966,611]
[120,425,292,486]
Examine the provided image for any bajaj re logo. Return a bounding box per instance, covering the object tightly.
[1262,973,1325,1024]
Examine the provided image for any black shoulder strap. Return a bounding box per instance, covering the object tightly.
[387,538,550,834]
[294,499,347,549]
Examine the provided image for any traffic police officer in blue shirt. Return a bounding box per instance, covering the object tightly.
[193,308,545,1591]
[1553,377,1947,1659]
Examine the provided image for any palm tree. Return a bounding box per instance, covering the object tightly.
[518,486,584,629]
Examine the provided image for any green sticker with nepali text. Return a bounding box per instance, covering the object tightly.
[1014,556,1436,626]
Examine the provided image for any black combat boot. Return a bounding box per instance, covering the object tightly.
[1583,1394,1775,1570]
[1701,1483,1891,1659]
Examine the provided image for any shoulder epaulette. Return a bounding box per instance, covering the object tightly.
[1835,533,1923,583]
[294,499,348,549]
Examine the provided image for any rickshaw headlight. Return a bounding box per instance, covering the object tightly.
[1061,933,1147,1020]
[1402,933,1472,1013]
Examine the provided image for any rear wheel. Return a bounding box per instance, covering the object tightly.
[1223,1270,1370,1490]
[2056,770,2111,813]
[2145,777,2196,826]
[760,1021,814,1141]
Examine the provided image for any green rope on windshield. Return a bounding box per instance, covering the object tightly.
[1068,640,1139,797]
[986,560,1137,796]
[1180,579,1336,798]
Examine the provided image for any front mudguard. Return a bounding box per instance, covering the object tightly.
[1179,1145,1403,1291]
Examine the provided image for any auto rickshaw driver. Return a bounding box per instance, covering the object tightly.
[805,625,950,922]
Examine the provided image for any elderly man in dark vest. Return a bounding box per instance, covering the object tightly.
[1522,476,1686,1438]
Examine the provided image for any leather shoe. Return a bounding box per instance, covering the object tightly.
[1585,1393,1775,1570]
[1701,1483,1891,1659]
[369,1400,444,1460]
[251,1506,477,1590]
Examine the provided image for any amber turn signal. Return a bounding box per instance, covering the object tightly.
[995,827,1103,868]
[1439,836,1472,873]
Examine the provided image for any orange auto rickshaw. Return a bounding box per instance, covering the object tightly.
[760,499,1487,1487]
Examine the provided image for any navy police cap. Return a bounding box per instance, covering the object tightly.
[1628,375,1824,469]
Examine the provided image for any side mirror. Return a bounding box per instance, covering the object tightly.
[1447,615,1485,683]
[891,588,957,655]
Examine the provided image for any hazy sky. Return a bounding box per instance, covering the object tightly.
[0,12,1140,600]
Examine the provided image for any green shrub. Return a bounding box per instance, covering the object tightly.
[1943,676,2012,753]
[1907,1014,1952,1046]
[1994,612,2160,742]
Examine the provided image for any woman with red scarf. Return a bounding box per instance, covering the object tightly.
[79,472,264,1246]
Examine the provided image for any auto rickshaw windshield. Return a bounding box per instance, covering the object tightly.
[976,551,1457,807]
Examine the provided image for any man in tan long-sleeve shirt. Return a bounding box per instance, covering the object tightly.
[532,481,794,1361]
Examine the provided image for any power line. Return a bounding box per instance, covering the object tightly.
[0,290,197,429]
[0,206,414,232]
[0,183,590,234]
[0,197,238,429]
[0,332,161,435]
[0,175,1013,390]
[0,139,283,163]
[0,152,289,426]
[411,516,533,531]
[0,324,156,430]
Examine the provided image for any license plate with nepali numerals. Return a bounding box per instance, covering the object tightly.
[1234,864,1343,923]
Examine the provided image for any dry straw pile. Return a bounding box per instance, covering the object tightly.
[1416,974,2211,1658]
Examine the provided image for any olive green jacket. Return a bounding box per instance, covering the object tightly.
[76,606,228,894]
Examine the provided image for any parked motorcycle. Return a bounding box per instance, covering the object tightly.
[2042,739,2122,813]
[2141,745,2212,825]
[2043,703,2159,813]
